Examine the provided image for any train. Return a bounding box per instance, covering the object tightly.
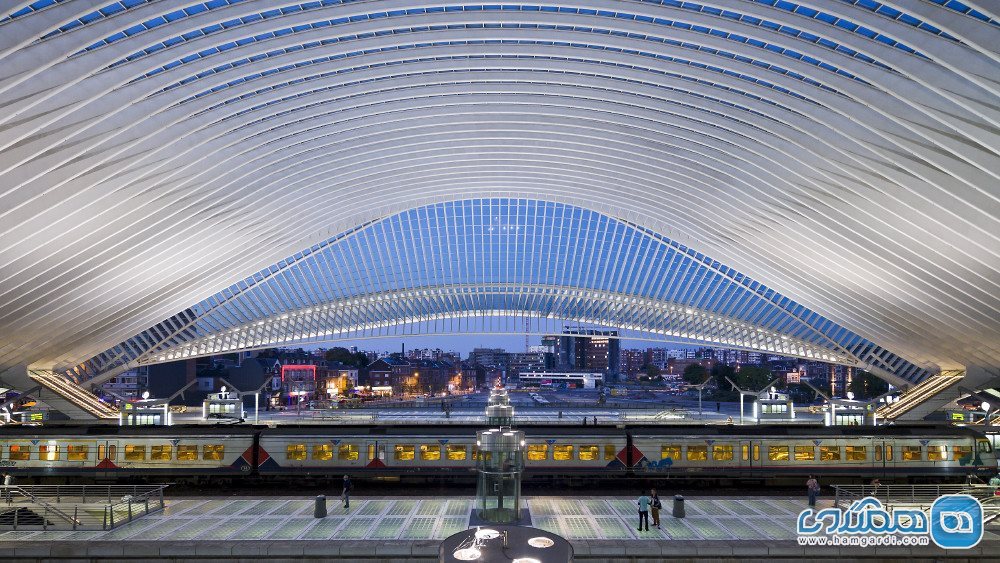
[0,424,994,484]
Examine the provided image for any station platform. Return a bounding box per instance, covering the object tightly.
[2,495,997,560]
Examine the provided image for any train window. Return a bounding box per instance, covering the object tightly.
[741,444,749,461]
[819,446,840,461]
[901,446,921,461]
[124,445,145,461]
[203,445,224,461]
[768,446,789,461]
[875,446,882,462]
[753,444,759,461]
[553,445,573,461]
[368,444,376,461]
[927,445,946,461]
[38,444,58,461]
[446,445,466,461]
[109,445,117,459]
[794,446,815,461]
[978,440,992,453]
[151,445,173,461]
[661,445,681,460]
[339,444,359,461]
[686,446,707,461]
[953,445,973,462]
[98,444,106,460]
[579,445,599,461]
[713,445,733,461]
[286,444,307,461]
[604,444,616,461]
[67,445,88,461]
[394,445,415,461]
[420,444,441,461]
[177,445,197,461]
[846,446,867,461]
[9,445,29,461]
[313,444,333,461]
[526,444,547,461]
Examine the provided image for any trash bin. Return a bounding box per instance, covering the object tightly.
[672,495,685,518]
[314,495,327,518]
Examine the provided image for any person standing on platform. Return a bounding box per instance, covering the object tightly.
[806,475,820,507]
[637,490,651,531]
[341,474,353,509]
[650,488,662,528]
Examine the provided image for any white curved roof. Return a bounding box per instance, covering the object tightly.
[0,0,998,379]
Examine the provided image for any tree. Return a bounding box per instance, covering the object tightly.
[645,365,662,379]
[325,347,370,368]
[736,365,774,392]
[849,370,889,400]
[682,363,708,385]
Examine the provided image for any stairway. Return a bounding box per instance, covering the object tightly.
[876,370,964,421]
[27,370,118,420]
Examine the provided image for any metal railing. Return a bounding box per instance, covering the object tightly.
[1,484,167,530]
[832,483,1000,513]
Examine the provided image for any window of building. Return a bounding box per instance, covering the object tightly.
[713,445,733,461]
[313,444,333,461]
[661,445,681,460]
[794,446,815,461]
[151,445,172,461]
[927,445,946,461]
[124,445,145,461]
[286,444,307,461]
[604,444,617,461]
[446,445,466,461]
[420,444,441,461]
[39,444,58,461]
[394,445,415,461]
[819,446,840,461]
[526,444,547,461]
[177,445,197,461]
[9,445,29,461]
[339,444,359,461]
[686,445,708,461]
[768,446,789,461]
[579,445,599,461]
[203,445,224,461]
[553,445,573,461]
[846,446,867,461]
[953,445,973,462]
[901,446,921,461]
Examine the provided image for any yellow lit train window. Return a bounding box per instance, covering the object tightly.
[713,445,733,461]
[9,445,29,461]
[177,445,197,461]
[553,445,573,461]
[339,444,359,461]
[819,446,840,461]
[902,446,921,461]
[885,445,893,461]
[38,444,58,461]
[394,445,415,461]
[579,445,599,461]
[741,444,749,461]
[846,446,867,461]
[753,444,759,461]
[124,445,145,461]
[927,446,946,461]
[286,444,307,461]
[686,446,707,461]
[661,445,681,460]
[953,445,973,463]
[446,445,466,461]
[604,445,616,461]
[151,445,173,461]
[368,444,376,461]
[420,444,441,461]
[526,444,547,461]
[67,445,88,461]
[794,446,815,461]
[768,446,789,461]
[203,445,225,461]
[313,444,333,461]
[875,446,882,462]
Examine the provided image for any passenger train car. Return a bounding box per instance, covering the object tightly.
[0,424,994,483]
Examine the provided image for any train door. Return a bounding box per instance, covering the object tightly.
[872,439,890,481]
[740,440,761,476]
[96,440,118,477]
[366,441,385,467]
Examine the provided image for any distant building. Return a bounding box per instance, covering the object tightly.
[621,349,647,377]
[549,328,621,378]
[99,366,149,400]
